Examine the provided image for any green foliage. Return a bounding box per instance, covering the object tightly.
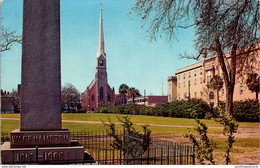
[102,116,151,160]
[96,99,211,119]
[185,119,215,165]
[246,73,260,100]
[213,99,259,122]
[215,107,238,165]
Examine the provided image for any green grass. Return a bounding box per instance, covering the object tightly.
[2,113,258,127]
[1,119,20,133]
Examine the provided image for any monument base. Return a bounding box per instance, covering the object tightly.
[1,141,86,164]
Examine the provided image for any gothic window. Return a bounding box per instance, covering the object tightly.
[189,72,191,78]
[92,95,94,101]
[200,78,203,84]
[195,92,197,98]
[194,70,196,76]
[100,87,103,100]
[183,73,185,79]
[99,59,104,66]
[200,91,203,97]
[200,68,203,75]
[221,88,224,95]
[194,79,196,85]
[108,95,111,102]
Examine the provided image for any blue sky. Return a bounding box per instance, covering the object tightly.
[1,0,199,95]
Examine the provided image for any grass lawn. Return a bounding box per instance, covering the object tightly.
[1,113,259,165]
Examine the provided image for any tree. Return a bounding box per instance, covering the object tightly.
[61,83,80,112]
[128,87,141,104]
[246,73,260,100]
[210,75,223,106]
[10,89,20,113]
[119,84,129,104]
[1,26,22,52]
[132,0,260,116]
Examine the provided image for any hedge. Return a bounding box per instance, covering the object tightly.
[95,99,210,119]
[215,99,259,122]
[95,99,259,122]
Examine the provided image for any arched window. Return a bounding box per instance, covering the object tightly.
[100,59,104,66]
[100,87,103,101]
[92,95,94,101]
[108,95,111,102]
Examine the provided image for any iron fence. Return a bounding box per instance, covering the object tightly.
[1,131,195,165]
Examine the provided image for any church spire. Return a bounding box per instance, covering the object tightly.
[97,6,105,57]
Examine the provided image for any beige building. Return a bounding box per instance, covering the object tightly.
[168,51,259,106]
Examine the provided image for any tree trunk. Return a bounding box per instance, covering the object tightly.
[132,96,135,104]
[256,91,259,101]
[123,93,126,104]
[217,88,219,106]
[225,84,234,116]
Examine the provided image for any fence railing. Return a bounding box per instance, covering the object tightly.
[1,131,195,165]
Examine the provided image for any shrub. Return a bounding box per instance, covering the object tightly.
[213,99,259,122]
[96,99,210,119]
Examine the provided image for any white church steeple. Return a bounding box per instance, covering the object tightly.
[97,6,105,58]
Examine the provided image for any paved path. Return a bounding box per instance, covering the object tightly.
[1,118,258,130]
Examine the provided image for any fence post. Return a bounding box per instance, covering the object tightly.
[154,146,157,165]
[192,145,195,165]
[160,146,163,165]
[147,146,150,165]
[167,145,170,165]
[35,146,38,163]
[187,145,189,165]
[180,144,183,165]
[105,149,107,165]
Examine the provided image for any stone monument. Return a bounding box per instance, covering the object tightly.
[1,0,86,164]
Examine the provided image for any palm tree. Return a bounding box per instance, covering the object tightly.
[210,75,223,106]
[119,84,129,104]
[246,73,259,101]
[128,87,141,104]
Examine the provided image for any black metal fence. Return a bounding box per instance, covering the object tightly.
[1,131,195,165]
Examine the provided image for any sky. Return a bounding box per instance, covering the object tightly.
[1,0,199,95]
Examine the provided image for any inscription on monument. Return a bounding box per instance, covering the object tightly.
[11,134,70,143]
[16,152,34,163]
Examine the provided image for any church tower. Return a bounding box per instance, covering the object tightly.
[81,7,115,111]
[95,7,108,106]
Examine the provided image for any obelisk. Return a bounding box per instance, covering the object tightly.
[21,0,61,131]
[1,0,86,164]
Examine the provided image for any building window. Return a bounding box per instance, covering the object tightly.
[200,68,202,75]
[221,88,224,95]
[100,87,103,100]
[178,94,180,100]
[189,72,191,78]
[194,70,196,76]
[216,65,218,70]
[108,95,111,102]
[240,86,244,94]
[195,92,197,98]
[178,83,180,88]
[183,73,185,79]
[200,91,203,97]
[178,75,180,80]
[92,95,94,101]
[194,79,196,85]
[100,59,104,66]
[184,81,185,87]
[200,78,203,84]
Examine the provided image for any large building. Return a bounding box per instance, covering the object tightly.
[81,8,115,111]
[168,50,259,106]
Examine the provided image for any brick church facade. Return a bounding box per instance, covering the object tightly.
[81,8,115,111]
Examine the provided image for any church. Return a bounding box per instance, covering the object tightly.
[81,7,115,111]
